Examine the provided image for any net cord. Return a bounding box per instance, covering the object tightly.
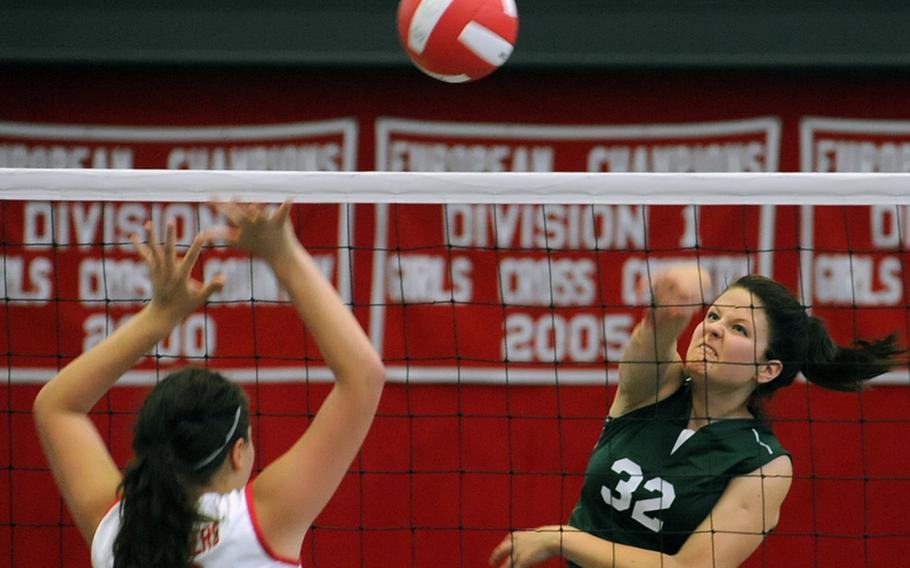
[3,168,910,204]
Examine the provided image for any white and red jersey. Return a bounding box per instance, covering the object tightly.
[91,484,301,568]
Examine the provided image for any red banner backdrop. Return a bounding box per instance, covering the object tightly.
[1,68,910,568]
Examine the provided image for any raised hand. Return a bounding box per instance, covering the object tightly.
[647,263,712,325]
[208,200,297,264]
[130,221,224,321]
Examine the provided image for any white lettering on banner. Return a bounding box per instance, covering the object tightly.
[166,144,342,171]
[813,254,901,306]
[0,144,134,168]
[203,255,332,304]
[499,257,595,307]
[868,205,910,249]
[79,258,151,306]
[503,313,634,363]
[445,204,645,250]
[0,144,89,168]
[387,255,472,303]
[621,256,752,306]
[83,313,216,357]
[815,139,910,172]
[23,202,220,250]
[158,313,216,358]
[387,141,555,171]
[587,142,766,172]
[90,147,135,168]
[76,254,334,308]
[0,256,52,304]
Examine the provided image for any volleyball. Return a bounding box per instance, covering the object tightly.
[397,0,519,83]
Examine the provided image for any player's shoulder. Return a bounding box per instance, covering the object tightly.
[722,422,791,474]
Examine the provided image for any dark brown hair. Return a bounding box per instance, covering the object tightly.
[731,275,901,416]
[113,367,249,568]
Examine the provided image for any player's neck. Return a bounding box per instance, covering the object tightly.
[201,461,247,495]
[688,383,753,430]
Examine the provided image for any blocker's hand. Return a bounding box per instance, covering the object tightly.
[131,221,224,321]
[208,200,297,264]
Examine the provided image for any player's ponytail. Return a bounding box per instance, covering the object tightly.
[114,445,197,567]
[730,275,902,417]
[113,368,249,568]
[801,316,900,391]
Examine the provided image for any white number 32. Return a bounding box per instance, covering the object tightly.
[600,457,676,532]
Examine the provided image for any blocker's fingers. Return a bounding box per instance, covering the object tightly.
[130,233,153,263]
[273,199,293,223]
[213,199,245,226]
[199,225,238,245]
[198,274,225,301]
[163,221,177,264]
[145,220,159,246]
[144,221,165,265]
[248,202,267,223]
[178,231,209,278]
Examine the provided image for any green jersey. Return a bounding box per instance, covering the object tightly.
[568,381,789,560]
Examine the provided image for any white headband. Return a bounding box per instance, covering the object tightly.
[193,406,243,470]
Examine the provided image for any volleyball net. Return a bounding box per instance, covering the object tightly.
[2,169,909,567]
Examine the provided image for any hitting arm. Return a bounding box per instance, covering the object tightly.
[611,264,711,417]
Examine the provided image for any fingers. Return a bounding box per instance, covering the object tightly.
[212,198,293,226]
[163,221,177,273]
[274,198,293,224]
[212,199,245,227]
[199,225,237,245]
[652,264,709,304]
[249,201,266,221]
[130,232,152,263]
[198,273,226,301]
[177,230,210,280]
[145,219,159,248]
[132,196,295,291]
[145,220,164,266]
[212,199,257,224]
[131,221,163,269]
[133,219,219,284]
[489,535,513,567]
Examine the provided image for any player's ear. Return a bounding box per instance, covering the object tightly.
[228,437,247,470]
[757,360,782,384]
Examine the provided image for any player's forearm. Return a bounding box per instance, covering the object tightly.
[616,314,687,400]
[269,241,385,389]
[34,304,178,415]
[552,527,682,568]
[622,310,690,365]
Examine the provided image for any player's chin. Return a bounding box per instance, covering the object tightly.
[682,358,710,379]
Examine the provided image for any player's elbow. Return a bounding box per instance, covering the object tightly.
[31,385,64,443]
[342,359,386,402]
[762,512,781,535]
[365,361,387,391]
[32,383,56,425]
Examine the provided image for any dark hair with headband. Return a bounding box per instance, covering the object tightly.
[113,367,249,568]
[731,275,902,418]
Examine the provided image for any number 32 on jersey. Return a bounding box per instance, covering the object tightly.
[601,457,676,532]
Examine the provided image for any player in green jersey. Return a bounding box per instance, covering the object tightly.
[491,264,900,568]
